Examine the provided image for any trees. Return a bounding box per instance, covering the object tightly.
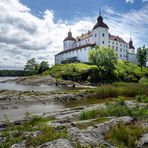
[38,61,49,74]
[24,58,49,75]
[137,46,147,71]
[89,46,118,80]
[24,58,38,75]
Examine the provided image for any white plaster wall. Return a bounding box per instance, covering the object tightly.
[108,40,128,60]
[128,53,138,64]
[92,27,109,46]
[55,47,92,64]
[64,40,75,50]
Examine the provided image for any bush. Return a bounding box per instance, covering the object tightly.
[80,97,148,120]
[105,123,144,147]
[95,83,148,99]
[135,95,148,103]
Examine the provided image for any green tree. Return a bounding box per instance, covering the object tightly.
[24,58,39,75]
[137,46,147,71]
[38,61,49,74]
[89,46,118,80]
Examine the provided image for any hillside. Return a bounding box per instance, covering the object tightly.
[43,60,148,83]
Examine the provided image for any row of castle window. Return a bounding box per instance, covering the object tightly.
[58,48,87,57]
[108,45,127,52]
[109,41,128,48]
[119,54,127,58]
[95,33,105,37]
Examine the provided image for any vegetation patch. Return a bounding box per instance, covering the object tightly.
[135,95,148,103]
[0,114,67,148]
[80,97,148,120]
[95,83,148,99]
[105,123,146,148]
[75,117,110,129]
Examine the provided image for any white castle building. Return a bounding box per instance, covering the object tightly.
[55,14,137,64]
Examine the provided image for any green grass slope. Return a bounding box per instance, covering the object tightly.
[115,60,148,82]
[43,63,97,81]
[43,61,148,83]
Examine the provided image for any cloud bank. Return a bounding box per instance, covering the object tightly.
[0,0,147,69]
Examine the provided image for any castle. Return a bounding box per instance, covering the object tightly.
[55,13,138,64]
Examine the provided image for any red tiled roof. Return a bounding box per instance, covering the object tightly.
[109,34,128,44]
[55,43,95,56]
[93,16,109,30]
[64,31,76,41]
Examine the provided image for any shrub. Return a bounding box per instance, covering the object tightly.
[135,95,148,103]
[105,123,144,147]
[95,83,148,99]
[80,97,148,120]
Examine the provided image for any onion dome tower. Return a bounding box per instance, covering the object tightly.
[93,12,109,30]
[64,30,76,42]
[129,38,135,54]
[63,30,76,50]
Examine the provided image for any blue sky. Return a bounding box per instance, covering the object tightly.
[20,0,146,21]
[0,0,148,69]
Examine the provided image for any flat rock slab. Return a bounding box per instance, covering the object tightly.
[38,138,73,148]
[138,133,148,148]
[68,116,133,148]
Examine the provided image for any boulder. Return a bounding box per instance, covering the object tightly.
[38,138,73,148]
[10,141,26,148]
[137,133,148,148]
[68,116,133,148]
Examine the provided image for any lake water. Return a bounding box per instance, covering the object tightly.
[0,103,64,122]
[0,77,66,92]
[0,77,66,121]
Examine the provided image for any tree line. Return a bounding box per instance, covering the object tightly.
[0,59,49,76]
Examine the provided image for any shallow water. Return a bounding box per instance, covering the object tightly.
[0,103,64,121]
[0,77,66,92]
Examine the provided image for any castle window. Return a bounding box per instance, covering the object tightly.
[120,54,122,57]
[120,44,122,46]
[120,49,122,52]
[95,34,97,37]
[108,45,110,47]
[116,47,118,51]
[124,55,125,57]
[102,41,105,44]
[112,46,114,49]
[116,42,118,45]
[112,42,114,44]
[109,41,110,43]
[102,33,105,37]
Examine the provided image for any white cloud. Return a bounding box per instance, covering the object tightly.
[0,0,94,69]
[0,0,147,69]
[126,0,134,3]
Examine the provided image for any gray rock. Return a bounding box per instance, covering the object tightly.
[38,138,73,148]
[137,133,148,148]
[10,141,26,148]
[68,116,133,148]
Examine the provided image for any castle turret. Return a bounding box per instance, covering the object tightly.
[128,38,135,54]
[63,30,76,50]
[92,12,109,46]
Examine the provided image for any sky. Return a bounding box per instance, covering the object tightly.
[0,0,148,70]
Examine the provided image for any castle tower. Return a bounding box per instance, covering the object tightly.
[92,12,109,46]
[128,38,135,54]
[63,30,76,50]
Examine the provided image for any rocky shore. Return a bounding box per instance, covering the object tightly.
[0,76,148,148]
